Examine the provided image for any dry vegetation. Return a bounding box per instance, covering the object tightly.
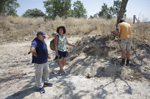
[0,16,150,43]
[0,16,150,99]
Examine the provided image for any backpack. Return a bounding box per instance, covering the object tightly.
[50,39,55,51]
[50,36,59,51]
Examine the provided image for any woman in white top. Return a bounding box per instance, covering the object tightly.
[54,26,76,75]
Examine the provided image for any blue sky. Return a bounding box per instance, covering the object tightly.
[17,0,150,21]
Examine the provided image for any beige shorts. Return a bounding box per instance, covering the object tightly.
[121,38,132,50]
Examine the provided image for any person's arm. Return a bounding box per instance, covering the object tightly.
[30,41,37,57]
[30,47,37,57]
[67,40,76,48]
[117,24,121,37]
[54,36,59,56]
[48,54,51,59]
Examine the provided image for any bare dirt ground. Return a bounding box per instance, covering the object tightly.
[0,36,150,99]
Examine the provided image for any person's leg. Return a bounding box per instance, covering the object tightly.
[59,51,68,75]
[122,49,126,59]
[43,62,50,83]
[126,38,132,65]
[59,58,64,73]
[126,50,130,65]
[58,51,64,73]
[121,49,126,65]
[43,62,53,86]
[34,64,43,88]
[61,57,69,75]
[126,50,130,59]
[121,39,126,65]
[62,58,67,67]
[62,51,68,67]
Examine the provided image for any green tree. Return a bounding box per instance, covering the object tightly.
[90,13,99,19]
[0,0,19,16]
[98,0,126,19]
[72,0,87,18]
[111,0,122,17]
[43,0,71,19]
[23,8,46,18]
[98,3,112,19]
[68,9,73,17]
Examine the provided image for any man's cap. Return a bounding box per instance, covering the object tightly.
[37,30,48,37]
[52,32,58,36]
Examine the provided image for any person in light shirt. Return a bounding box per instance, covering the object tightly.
[117,19,133,66]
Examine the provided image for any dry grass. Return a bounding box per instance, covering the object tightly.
[0,16,47,43]
[0,16,150,43]
[133,23,150,41]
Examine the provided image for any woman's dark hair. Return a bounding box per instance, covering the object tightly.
[120,19,125,23]
[57,26,66,34]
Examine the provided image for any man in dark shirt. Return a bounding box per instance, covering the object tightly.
[30,30,53,93]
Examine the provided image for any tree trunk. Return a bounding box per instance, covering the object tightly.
[116,0,128,27]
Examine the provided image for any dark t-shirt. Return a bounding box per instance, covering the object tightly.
[31,37,48,64]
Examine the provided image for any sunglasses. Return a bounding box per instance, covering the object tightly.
[42,35,46,38]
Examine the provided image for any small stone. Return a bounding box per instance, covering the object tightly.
[117,56,121,58]
[130,76,134,79]
[25,38,28,41]
[86,73,92,78]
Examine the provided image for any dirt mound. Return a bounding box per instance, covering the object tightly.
[67,34,150,80]
[69,34,118,57]
[0,37,150,99]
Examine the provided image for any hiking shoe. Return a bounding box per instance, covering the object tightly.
[53,56,59,61]
[39,87,45,93]
[57,70,61,75]
[44,83,53,87]
[61,72,68,76]
[120,58,125,66]
[126,59,130,66]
